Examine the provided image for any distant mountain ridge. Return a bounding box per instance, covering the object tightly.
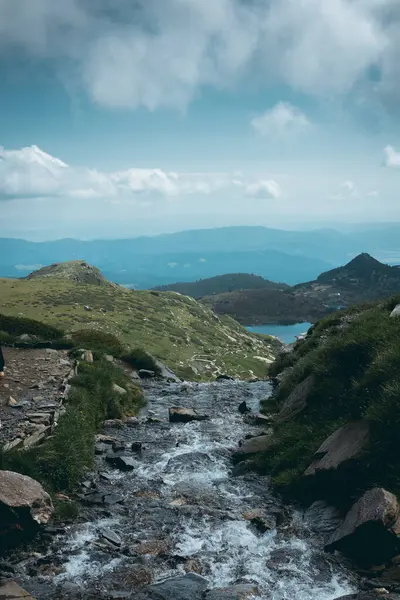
[153,273,289,298]
[201,253,400,325]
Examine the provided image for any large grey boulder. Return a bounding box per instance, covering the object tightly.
[304,500,343,536]
[325,488,400,566]
[232,434,272,464]
[304,421,370,477]
[169,407,209,423]
[0,471,53,551]
[146,573,208,600]
[276,374,315,422]
[0,581,35,598]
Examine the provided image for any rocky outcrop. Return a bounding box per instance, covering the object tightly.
[0,581,35,599]
[325,488,400,566]
[304,421,370,477]
[275,374,315,422]
[0,471,53,551]
[169,407,209,423]
[232,434,272,464]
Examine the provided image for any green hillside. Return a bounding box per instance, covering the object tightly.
[153,273,288,298]
[0,262,280,380]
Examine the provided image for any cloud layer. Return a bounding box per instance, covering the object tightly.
[251,103,310,137]
[0,144,279,202]
[1,0,400,111]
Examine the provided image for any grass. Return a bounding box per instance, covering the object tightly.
[0,275,279,379]
[262,295,400,498]
[0,358,145,494]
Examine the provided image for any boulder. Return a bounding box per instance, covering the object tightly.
[275,374,315,422]
[325,488,400,566]
[304,421,370,477]
[232,434,272,464]
[390,304,400,318]
[205,585,259,600]
[215,374,234,381]
[100,528,122,547]
[0,471,53,551]
[139,369,156,379]
[131,442,143,453]
[106,455,136,471]
[0,581,35,598]
[146,573,208,600]
[304,501,343,535]
[238,401,251,414]
[169,407,209,423]
[152,358,181,383]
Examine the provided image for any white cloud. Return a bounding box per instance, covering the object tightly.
[330,180,360,200]
[0,143,270,202]
[0,1,399,111]
[251,102,310,137]
[384,145,400,167]
[245,180,281,200]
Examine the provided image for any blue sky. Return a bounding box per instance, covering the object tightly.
[1,0,400,240]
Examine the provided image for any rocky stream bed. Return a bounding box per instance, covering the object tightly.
[3,379,359,600]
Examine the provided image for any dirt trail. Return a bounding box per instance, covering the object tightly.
[0,347,74,448]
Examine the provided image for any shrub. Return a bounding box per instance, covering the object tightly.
[122,348,161,375]
[70,329,124,357]
[0,313,63,340]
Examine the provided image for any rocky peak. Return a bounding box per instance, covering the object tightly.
[317,253,394,284]
[24,260,118,288]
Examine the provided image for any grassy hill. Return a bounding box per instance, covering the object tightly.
[0,262,280,380]
[153,273,289,298]
[261,294,400,501]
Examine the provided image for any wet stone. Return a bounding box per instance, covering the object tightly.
[100,528,122,547]
[106,455,136,471]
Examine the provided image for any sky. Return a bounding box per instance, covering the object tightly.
[1,0,400,240]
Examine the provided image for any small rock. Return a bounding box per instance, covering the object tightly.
[138,369,156,379]
[83,350,94,362]
[112,440,126,452]
[125,416,139,427]
[100,528,122,547]
[8,396,17,406]
[103,494,124,506]
[104,419,124,428]
[131,442,143,453]
[95,443,108,455]
[99,472,115,482]
[146,573,209,600]
[390,304,400,318]
[23,428,50,449]
[96,434,116,444]
[135,539,169,556]
[215,374,234,381]
[104,355,114,362]
[106,455,136,471]
[238,401,251,414]
[169,407,209,423]
[112,383,127,395]
[3,438,24,452]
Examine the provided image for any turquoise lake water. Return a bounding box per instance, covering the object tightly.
[246,322,312,344]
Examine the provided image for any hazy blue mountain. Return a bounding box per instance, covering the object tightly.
[1,224,400,288]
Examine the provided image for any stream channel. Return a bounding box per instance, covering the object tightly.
[15,379,357,599]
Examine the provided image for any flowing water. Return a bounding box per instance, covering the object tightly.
[17,380,356,599]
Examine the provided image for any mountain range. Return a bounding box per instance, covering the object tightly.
[2,223,400,288]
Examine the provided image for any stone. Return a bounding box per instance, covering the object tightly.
[83,350,93,363]
[152,357,181,383]
[23,428,50,449]
[242,510,275,533]
[106,455,135,471]
[104,419,124,428]
[101,528,122,547]
[275,374,315,422]
[205,584,259,600]
[169,407,209,423]
[0,581,35,598]
[8,397,17,407]
[215,374,234,381]
[26,413,53,426]
[112,440,126,452]
[135,540,169,556]
[0,471,53,548]
[304,501,343,535]
[3,438,24,452]
[103,494,124,506]
[104,355,114,362]
[96,434,116,444]
[146,573,208,600]
[304,421,370,477]
[138,369,156,379]
[232,434,272,464]
[112,383,127,395]
[325,488,400,566]
[131,442,143,453]
[126,417,139,427]
[18,334,34,342]
[95,443,108,455]
[238,401,251,414]
[390,304,400,318]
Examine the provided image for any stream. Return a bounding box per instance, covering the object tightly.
[15,379,357,599]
